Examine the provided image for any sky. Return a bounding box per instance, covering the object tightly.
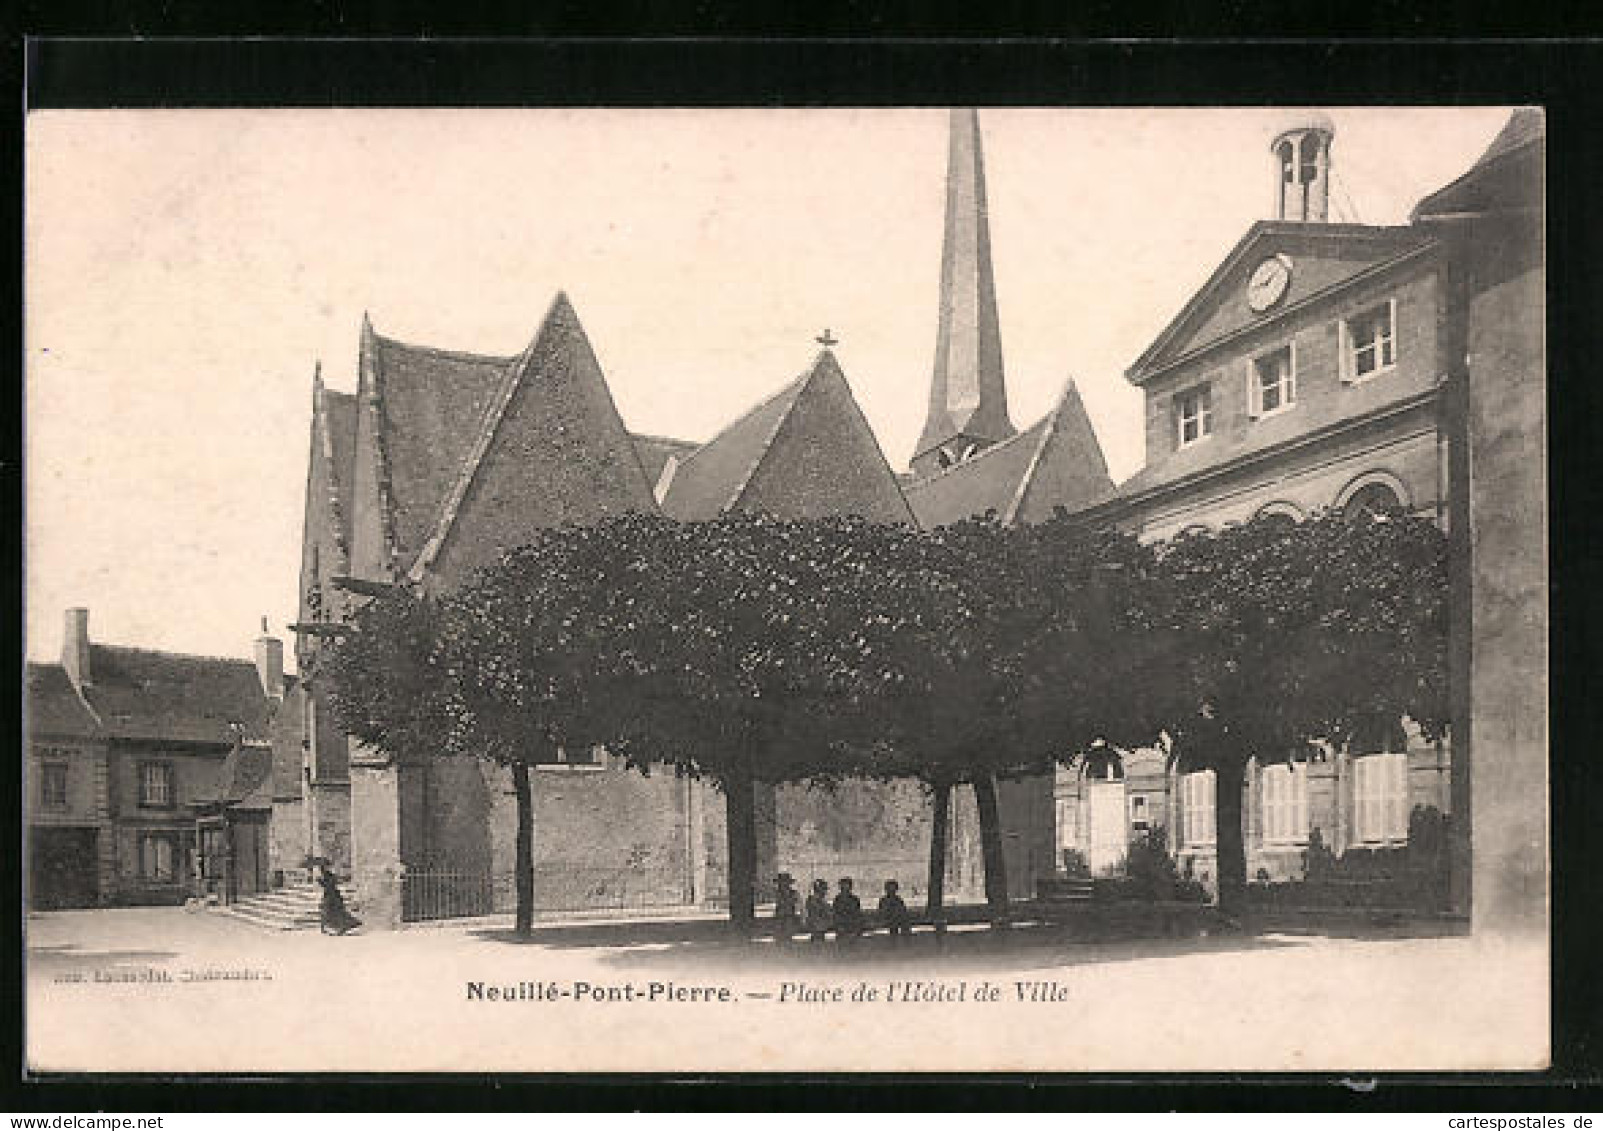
[25,106,1516,664]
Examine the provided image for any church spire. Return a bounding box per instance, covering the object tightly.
[911,107,1017,478]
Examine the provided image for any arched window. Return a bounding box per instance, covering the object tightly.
[1255,501,1304,525]
[1342,481,1403,523]
[1278,139,1296,184]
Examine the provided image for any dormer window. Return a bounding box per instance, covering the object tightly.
[1341,300,1397,383]
[936,442,980,469]
[1174,384,1213,449]
[1248,344,1297,419]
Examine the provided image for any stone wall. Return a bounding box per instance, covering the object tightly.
[1463,214,1547,934]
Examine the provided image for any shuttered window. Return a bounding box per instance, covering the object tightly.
[1353,751,1409,843]
[1181,770,1216,847]
[1261,761,1309,845]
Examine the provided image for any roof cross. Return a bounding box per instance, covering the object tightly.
[815,328,839,348]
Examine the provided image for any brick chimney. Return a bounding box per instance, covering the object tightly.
[62,607,92,692]
[254,617,285,700]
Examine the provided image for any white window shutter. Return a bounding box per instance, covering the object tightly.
[1245,361,1259,419]
[1338,318,1354,383]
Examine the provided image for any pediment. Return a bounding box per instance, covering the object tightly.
[1127,222,1436,384]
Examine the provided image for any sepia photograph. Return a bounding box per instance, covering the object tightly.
[23,100,1547,1074]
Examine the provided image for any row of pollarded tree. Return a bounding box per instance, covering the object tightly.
[326,508,1449,936]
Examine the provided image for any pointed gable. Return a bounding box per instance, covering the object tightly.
[297,371,357,637]
[660,374,811,520]
[411,293,661,586]
[1009,380,1117,524]
[662,351,915,526]
[906,380,1115,528]
[1127,222,1436,384]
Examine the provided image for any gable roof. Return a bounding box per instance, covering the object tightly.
[317,381,358,568]
[26,662,101,740]
[360,325,517,572]
[27,648,273,746]
[405,293,662,583]
[1125,221,1435,384]
[660,369,814,520]
[905,379,1114,528]
[661,350,916,526]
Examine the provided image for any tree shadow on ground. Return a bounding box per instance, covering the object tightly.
[587,922,1306,975]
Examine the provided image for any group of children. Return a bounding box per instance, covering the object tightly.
[771,873,913,945]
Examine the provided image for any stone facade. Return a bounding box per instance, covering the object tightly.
[26,609,283,909]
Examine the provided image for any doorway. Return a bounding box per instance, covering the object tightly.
[1085,750,1128,877]
[29,827,98,909]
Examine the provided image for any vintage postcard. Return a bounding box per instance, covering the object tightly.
[24,104,1548,1074]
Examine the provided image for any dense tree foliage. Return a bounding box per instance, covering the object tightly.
[327,504,1449,931]
[1129,507,1450,913]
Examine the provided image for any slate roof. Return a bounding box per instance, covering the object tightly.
[213,741,275,811]
[905,380,1115,528]
[320,386,357,561]
[630,433,700,489]
[76,647,272,745]
[25,662,100,739]
[362,331,516,567]
[905,419,1047,528]
[660,371,814,520]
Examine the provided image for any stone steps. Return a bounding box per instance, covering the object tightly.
[219,883,361,932]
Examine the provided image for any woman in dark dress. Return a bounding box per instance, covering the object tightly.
[318,865,362,935]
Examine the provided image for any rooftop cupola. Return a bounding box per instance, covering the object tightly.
[1271,112,1335,223]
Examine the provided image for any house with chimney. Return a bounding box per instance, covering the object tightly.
[25,609,289,909]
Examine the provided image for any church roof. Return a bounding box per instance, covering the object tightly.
[628,433,700,491]
[905,379,1115,528]
[660,370,813,520]
[661,350,916,526]
[318,385,358,565]
[404,293,662,582]
[334,296,661,586]
[27,649,274,746]
[360,327,517,570]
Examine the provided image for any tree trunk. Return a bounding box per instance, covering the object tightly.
[926,780,951,921]
[512,761,534,938]
[1214,757,1248,919]
[724,763,757,930]
[973,774,1010,924]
